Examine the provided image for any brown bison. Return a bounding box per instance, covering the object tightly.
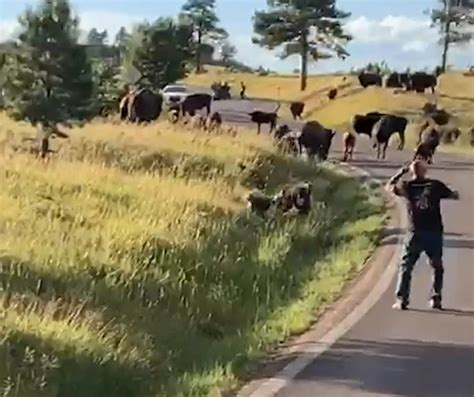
[298,121,336,160]
[182,93,212,117]
[411,72,437,94]
[358,72,382,88]
[328,88,338,100]
[290,101,305,120]
[205,111,223,132]
[274,181,312,215]
[120,88,163,123]
[342,132,356,162]
[414,127,440,164]
[372,115,408,160]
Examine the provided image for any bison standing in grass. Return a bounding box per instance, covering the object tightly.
[120,88,163,123]
[182,93,212,117]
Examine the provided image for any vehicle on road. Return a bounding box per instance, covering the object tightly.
[161,84,189,105]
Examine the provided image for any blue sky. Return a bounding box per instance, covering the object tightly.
[0,0,473,73]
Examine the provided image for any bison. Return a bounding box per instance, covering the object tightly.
[274,181,312,215]
[205,111,223,132]
[372,115,408,160]
[298,121,336,161]
[290,101,305,120]
[411,72,437,94]
[386,73,403,88]
[342,132,356,162]
[182,93,212,117]
[358,72,382,88]
[328,88,338,100]
[121,88,163,123]
[414,127,440,164]
[352,112,387,138]
[249,104,280,134]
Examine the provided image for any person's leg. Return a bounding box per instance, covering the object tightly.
[395,232,422,306]
[422,232,444,306]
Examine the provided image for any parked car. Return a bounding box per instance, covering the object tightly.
[161,84,189,105]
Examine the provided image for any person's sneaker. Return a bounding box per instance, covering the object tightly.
[392,299,408,310]
[430,297,443,310]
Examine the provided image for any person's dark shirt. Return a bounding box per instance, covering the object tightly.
[394,178,454,232]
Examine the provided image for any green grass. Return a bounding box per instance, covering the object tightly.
[0,113,384,396]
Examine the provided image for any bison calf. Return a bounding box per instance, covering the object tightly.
[206,111,223,132]
[274,181,312,215]
[342,132,356,162]
[246,190,276,217]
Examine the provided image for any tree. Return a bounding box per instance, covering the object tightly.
[115,26,130,49]
[220,40,237,66]
[430,0,474,72]
[86,27,108,45]
[252,0,352,91]
[180,0,228,72]
[130,18,194,88]
[92,60,121,115]
[2,0,95,131]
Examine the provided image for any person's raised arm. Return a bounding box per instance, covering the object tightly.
[385,164,410,196]
[438,181,460,200]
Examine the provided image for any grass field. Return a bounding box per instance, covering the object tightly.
[184,67,474,153]
[0,112,384,397]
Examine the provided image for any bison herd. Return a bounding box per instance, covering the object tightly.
[117,82,467,168]
[358,70,438,93]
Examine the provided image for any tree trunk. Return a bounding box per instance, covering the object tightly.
[300,33,308,92]
[441,0,451,72]
[196,29,202,73]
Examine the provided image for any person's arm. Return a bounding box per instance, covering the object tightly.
[385,164,410,196]
[437,181,460,200]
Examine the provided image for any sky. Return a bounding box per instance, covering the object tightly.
[0,0,473,73]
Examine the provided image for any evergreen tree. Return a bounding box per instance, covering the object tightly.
[220,40,237,66]
[131,18,194,88]
[430,0,474,72]
[180,0,228,72]
[3,0,95,130]
[86,27,108,45]
[252,0,351,91]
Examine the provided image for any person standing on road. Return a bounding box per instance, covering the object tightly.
[385,160,460,311]
[240,81,246,99]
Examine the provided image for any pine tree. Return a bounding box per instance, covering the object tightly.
[3,0,95,131]
[252,0,351,91]
[131,18,194,88]
[86,27,108,45]
[430,0,474,72]
[180,0,228,73]
[220,40,237,67]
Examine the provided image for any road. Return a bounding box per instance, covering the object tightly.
[212,99,474,397]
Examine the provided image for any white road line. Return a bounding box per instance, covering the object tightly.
[244,166,408,397]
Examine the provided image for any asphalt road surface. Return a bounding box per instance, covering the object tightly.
[212,99,474,397]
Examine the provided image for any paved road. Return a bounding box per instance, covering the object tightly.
[212,99,474,397]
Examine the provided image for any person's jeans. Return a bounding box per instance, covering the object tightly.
[395,231,444,304]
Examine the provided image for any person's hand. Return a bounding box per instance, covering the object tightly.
[451,190,460,200]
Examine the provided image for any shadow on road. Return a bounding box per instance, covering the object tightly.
[274,338,474,397]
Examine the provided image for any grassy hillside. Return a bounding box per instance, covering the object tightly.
[0,113,384,396]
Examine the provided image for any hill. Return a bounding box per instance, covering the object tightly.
[0,113,383,396]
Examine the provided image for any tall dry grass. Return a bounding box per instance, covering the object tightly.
[0,113,384,396]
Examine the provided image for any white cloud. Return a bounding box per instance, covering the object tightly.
[345,15,435,45]
[402,40,431,52]
[0,20,18,42]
